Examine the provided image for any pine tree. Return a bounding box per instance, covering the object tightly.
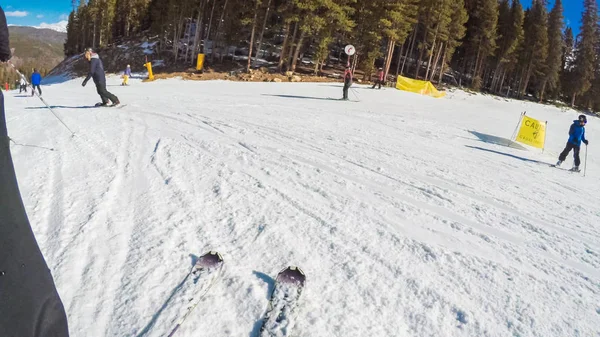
[467,0,499,90]
[490,0,523,94]
[516,0,548,98]
[539,0,564,101]
[571,0,598,106]
[65,12,77,56]
[437,0,468,84]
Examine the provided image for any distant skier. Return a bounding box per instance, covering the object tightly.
[19,77,27,93]
[342,66,353,100]
[556,114,589,172]
[31,69,42,96]
[82,48,120,107]
[372,68,384,89]
[121,64,131,86]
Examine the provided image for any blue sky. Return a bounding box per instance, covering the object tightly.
[2,1,71,27]
[520,0,583,35]
[0,0,591,35]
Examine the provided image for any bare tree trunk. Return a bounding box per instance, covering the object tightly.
[430,42,443,82]
[93,19,97,49]
[415,43,426,79]
[437,45,448,84]
[396,42,405,77]
[425,42,436,80]
[539,80,547,103]
[387,41,396,80]
[520,59,533,97]
[254,0,272,67]
[402,25,417,75]
[286,22,299,72]
[291,29,306,72]
[473,44,482,79]
[185,21,193,63]
[211,0,228,62]
[382,39,393,79]
[278,21,291,72]
[172,18,179,58]
[203,0,217,55]
[498,68,507,95]
[247,0,260,72]
[191,1,206,62]
[571,92,576,107]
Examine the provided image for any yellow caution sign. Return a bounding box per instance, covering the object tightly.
[196,54,205,71]
[396,75,446,98]
[516,115,546,149]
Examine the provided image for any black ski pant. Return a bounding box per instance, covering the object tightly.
[372,80,382,89]
[343,83,350,100]
[31,85,41,96]
[95,80,119,104]
[559,142,581,167]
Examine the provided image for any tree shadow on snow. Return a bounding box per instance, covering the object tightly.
[262,94,340,101]
[134,255,197,337]
[25,105,97,110]
[465,145,547,165]
[249,271,275,337]
[468,130,527,150]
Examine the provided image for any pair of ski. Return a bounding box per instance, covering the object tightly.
[549,164,581,172]
[165,251,306,337]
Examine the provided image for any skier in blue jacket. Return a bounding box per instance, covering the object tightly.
[556,114,589,171]
[31,68,42,96]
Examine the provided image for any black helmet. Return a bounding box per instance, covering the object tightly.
[579,114,587,123]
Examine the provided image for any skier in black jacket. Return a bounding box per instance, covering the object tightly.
[0,5,70,337]
[82,48,120,106]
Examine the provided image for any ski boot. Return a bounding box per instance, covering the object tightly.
[570,166,580,172]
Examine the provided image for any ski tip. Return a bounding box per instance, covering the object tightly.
[196,251,224,268]
[277,266,306,285]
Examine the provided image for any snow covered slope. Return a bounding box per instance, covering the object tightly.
[5,78,600,337]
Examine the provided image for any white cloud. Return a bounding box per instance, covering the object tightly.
[5,11,29,17]
[34,20,68,33]
[59,14,69,20]
[36,14,44,19]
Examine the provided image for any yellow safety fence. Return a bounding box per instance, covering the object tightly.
[396,75,446,98]
[515,115,547,149]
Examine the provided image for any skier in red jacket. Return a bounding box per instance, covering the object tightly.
[342,66,353,100]
[372,68,384,89]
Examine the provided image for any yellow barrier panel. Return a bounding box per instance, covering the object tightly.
[144,62,154,81]
[516,115,546,149]
[196,54,205,71]
[395,75,446,98]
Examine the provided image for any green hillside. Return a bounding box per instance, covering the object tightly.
[0,26,66,87]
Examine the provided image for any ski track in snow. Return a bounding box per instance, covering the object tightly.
[6,78,600,337]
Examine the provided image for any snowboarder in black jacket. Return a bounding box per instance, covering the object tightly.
[82,48,120,106]
[0,6,70,337]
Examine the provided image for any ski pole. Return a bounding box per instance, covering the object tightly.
[350,87,361,102]
[7,62,75,136]
[584,144,588,177]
